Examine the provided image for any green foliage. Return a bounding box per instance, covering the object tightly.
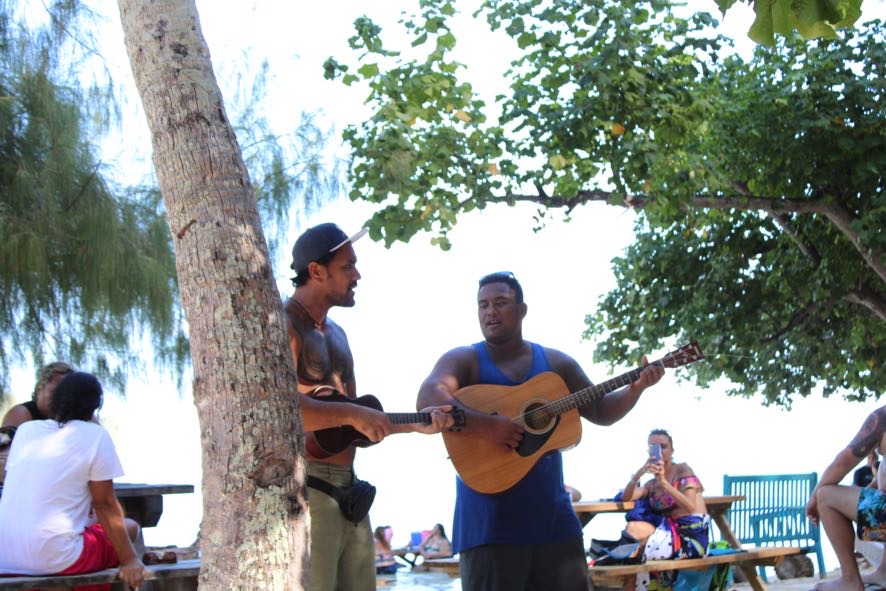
[715,0,864,46]
[589,215,883,407]
[330,0,884,405]
[325,1,506,247]
[0,2,342,394]
[0,1,185,391]
[588,22,884,405]
[327,0,733,245]
[221,58,345,255]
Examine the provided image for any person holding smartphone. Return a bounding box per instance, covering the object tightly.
[620,428,709,591]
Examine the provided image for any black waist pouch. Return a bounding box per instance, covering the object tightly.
[307,475,376,524]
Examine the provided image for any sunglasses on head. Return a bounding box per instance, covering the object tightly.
[478,271,516,285]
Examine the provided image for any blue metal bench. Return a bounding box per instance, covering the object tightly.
[723,472,826,580]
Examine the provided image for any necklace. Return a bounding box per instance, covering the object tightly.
[290,297,325,329]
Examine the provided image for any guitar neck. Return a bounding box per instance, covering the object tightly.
[547,361,663,417]
[386,412,432,426]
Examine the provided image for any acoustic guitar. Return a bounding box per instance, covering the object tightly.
[442,342,705,494]
[305,389,466,458]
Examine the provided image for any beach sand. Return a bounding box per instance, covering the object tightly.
[734,567,884,591]
[730,551,884,591]
[374,568,864,591]
[734,574,825,591]
[377,553,883,591]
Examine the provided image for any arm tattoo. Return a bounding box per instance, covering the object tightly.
[849,408,886,458]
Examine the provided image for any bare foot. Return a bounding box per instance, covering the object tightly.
[814,577,865,591]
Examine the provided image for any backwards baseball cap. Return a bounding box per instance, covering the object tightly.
[290,222,368,274]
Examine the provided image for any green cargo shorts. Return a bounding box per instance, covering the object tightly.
[306,462,375,591]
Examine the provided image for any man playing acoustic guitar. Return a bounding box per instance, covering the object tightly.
[417,271,666,591]
[285,222,454,591]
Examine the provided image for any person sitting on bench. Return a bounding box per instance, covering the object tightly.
[807,406,886,591]
[374,525,398,575]
[1,362,75,485]
[620,428,710,591]
[0,371,146,590]
[417,523,453,559]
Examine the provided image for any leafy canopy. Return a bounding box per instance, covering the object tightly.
[0,1,184,389]
[715,0,864,46]
[0,0,342,392]
[326,0,884,406]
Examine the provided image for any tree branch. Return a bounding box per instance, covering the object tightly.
[761,298,829,344]
[693,195,885,284]
[499,189,618,209]
[771,213,821,269]
[845,287,886,322]
[487,190,884,285]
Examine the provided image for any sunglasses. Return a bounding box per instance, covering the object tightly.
[478,271,516,285]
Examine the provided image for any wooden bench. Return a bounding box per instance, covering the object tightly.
[724,473,825,580]
[416,556,460,575]
[0,558,200,590]
[589,546,802,590]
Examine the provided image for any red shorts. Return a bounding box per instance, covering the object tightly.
[56,524,120,591]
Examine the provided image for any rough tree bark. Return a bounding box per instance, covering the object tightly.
[117,1,308,588]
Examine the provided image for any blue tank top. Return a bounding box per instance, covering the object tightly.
[451,342,582,553]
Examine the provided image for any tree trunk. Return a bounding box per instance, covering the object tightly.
[116,1,308,588]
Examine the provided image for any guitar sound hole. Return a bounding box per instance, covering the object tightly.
[523,402,553,432]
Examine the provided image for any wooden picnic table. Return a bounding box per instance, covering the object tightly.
[0,483,194,528]
[113,482,195,528]
[574,495,786,591]
[573,494,743,540]
[420,557,460,575]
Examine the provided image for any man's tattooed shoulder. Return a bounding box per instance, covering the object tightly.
[849,407,886,457]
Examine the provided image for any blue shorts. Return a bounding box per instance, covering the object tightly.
[857,487,886,541]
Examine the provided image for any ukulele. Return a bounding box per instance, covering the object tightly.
[305,389,465,458]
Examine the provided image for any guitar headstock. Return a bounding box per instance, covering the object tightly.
[661,342,705,369]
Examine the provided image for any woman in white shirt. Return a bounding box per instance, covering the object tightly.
[0,371,146,589]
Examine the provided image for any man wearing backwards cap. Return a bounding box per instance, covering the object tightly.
[284,222,454,591]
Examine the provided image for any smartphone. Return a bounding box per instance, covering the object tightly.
[650,443,662,462]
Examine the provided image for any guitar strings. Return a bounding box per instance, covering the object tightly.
[515,370,639,424]
[516,347,702,425]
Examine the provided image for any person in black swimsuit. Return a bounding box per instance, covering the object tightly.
[1,362,75,485]
[417,523,453,559]
[1,362,74,438]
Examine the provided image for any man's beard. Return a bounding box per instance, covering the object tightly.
[333,285,357,308]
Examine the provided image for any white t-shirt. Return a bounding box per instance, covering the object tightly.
[0,419,124,574]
